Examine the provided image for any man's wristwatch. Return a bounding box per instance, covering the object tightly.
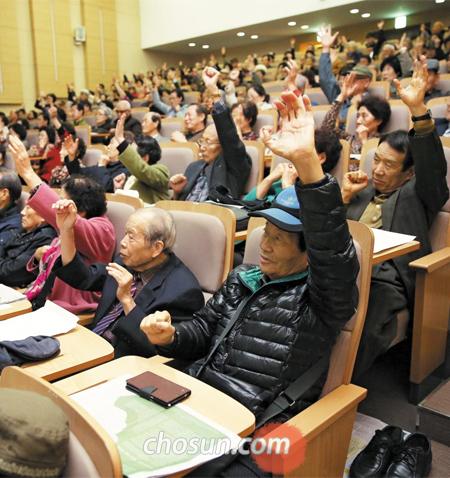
[411,109,432,122]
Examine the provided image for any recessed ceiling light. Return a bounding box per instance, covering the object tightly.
[188,42,196,47]
[250,34,258,39]
[301,25,309,30]
[361,13,371,18]
[202,44,209,49]
[350,8,359,14]
[435,0,445,3]
[395,16,407,29]
[288,21,296,26]
[316,34,321,42]
[237,32,245,37]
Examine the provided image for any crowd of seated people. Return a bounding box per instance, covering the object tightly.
[0,17,449,478]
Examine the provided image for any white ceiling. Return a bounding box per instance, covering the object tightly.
[146,0,448,54]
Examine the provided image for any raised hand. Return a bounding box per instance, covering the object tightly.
[106,263,134,305]
[281,163,298,189]
[115,114,126,144]
[8,135,35,182]
[393,56,428,116]
[113,172,127,191]
[318,25,339,52]
[63,135,79,161]
[202,67,220,92]
[284,60,299,91]
[337,72,359,101]
[341,171,369,204]
[53,199,78,233]
[140,310,175,345]
[260,92,324,184]
[171,131,187,143]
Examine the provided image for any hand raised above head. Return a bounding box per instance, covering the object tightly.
[52,199,78,233]
[393,56,428,115]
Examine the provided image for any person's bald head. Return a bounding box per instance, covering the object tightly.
[119,208,176,271]
[116,100,131,119]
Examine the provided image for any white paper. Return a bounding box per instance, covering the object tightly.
[0,284,26,305]
[116,189,140,198]
[371,228,416,254]
[71,375,241,478]
[0,301,78,341]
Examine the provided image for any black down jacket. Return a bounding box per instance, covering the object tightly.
[160,175,359,420]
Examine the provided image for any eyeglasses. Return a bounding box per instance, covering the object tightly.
[197,138,220,147]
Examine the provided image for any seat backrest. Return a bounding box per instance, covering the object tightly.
[159,142,199,176]
[130,107,148,124]
[155,201,235,292]
[106,201,136,254]
[82,148,102,167]
[305,87,329,105]
[105,193,144,210]
[345,100,410,136]
[160,118,184,138]
[437,74,450,94]
[312,105,332,128]
[263,81,285,93]
[26,129,39,147]
[253,109,278,134]
[75,125,91,147]
[243,220,374,395]
[243,141,265,194]
[427,95,449,119]
[359,137,380,178]
[368,81,390,99]
[0,367,121,478]
[430,136,450,251]
[183,91,201,104]
[271,139,349,185]
[83,115,97,127]
[131,99,149,108]
[439,60,448,74]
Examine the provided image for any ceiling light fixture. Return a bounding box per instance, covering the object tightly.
[188,42,196,47]
[237,32,245,37]
[301,25,309,30]
[350,8,359,14]
[435,0,445,3]
[361,13,371,18]
[250,34,258,39]
[395,16,407,29]
[288,21,296,26]
[202,44,209,49]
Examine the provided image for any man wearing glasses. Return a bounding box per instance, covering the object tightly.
[169,68,251,202]
[113,100,142,139]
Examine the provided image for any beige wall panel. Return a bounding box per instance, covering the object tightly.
[30,0,74,97]
[0,2,23,103]
[82,0,118,89]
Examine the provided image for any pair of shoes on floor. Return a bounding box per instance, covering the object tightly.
[349,425,432,477]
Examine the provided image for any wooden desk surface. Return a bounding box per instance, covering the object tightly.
[54,355,255,439]
[373,240,421,265]
[0,299,32,321]
[22,325,114,382]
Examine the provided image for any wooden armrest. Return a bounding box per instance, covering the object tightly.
[286,384,367,441]
[409,247,450,273]
[77,313,95,326]
[147,355,172,365]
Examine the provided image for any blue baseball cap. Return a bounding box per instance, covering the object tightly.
[249,186,303,232]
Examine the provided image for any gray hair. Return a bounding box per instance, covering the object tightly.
[132,208,176,252]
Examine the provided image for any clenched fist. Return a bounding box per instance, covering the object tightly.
[140,310,175,345]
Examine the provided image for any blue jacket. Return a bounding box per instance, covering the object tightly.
[0,204,22,249]
[54,252,204,358]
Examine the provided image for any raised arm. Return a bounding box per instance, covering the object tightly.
[393,57,449,212]
[318,25,341,103]
[261,91,359,328]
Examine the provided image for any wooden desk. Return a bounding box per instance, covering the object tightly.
[235,230,247,241]
[0,299,32,321]
[373,240,421,265]
[54,355,255,439]
[22,325,114,382]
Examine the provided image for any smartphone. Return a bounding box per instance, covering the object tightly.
[126,371,191,408]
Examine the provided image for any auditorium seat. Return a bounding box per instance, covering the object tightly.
[75,125,91,147]
[427,95,449,118]
[183,91,201,104]
[83,115,97,127]
[305,87,329,105]
[253,109,278,134]
[159,142,199,176]
[155,201,235,300]
[368,80,390,99]
[312,104,332,128]
[130,107,148,123]
[243,218,373,477]
[243,140,265,194]
[160,118,184,138]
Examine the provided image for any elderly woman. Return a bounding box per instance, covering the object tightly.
[321,72,391,155]
[231,101,258,140]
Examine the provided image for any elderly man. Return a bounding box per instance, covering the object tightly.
[169,68,251,201]
[53,202,204,358]
[171,103,208,143]
[113,100,142,139]
[319,25,372,121]
[141,112,168,143]
[142,91,359,447]
[341,57,449,376]
[425,58,449,100]
[0,168,22,247]
[152,78,188,118]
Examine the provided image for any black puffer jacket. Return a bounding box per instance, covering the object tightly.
[160,175,359,419]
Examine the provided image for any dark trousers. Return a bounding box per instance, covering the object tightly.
[353,261,408,379]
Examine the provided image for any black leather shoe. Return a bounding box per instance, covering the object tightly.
[349,425,403,478]
[386,433,432,477]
